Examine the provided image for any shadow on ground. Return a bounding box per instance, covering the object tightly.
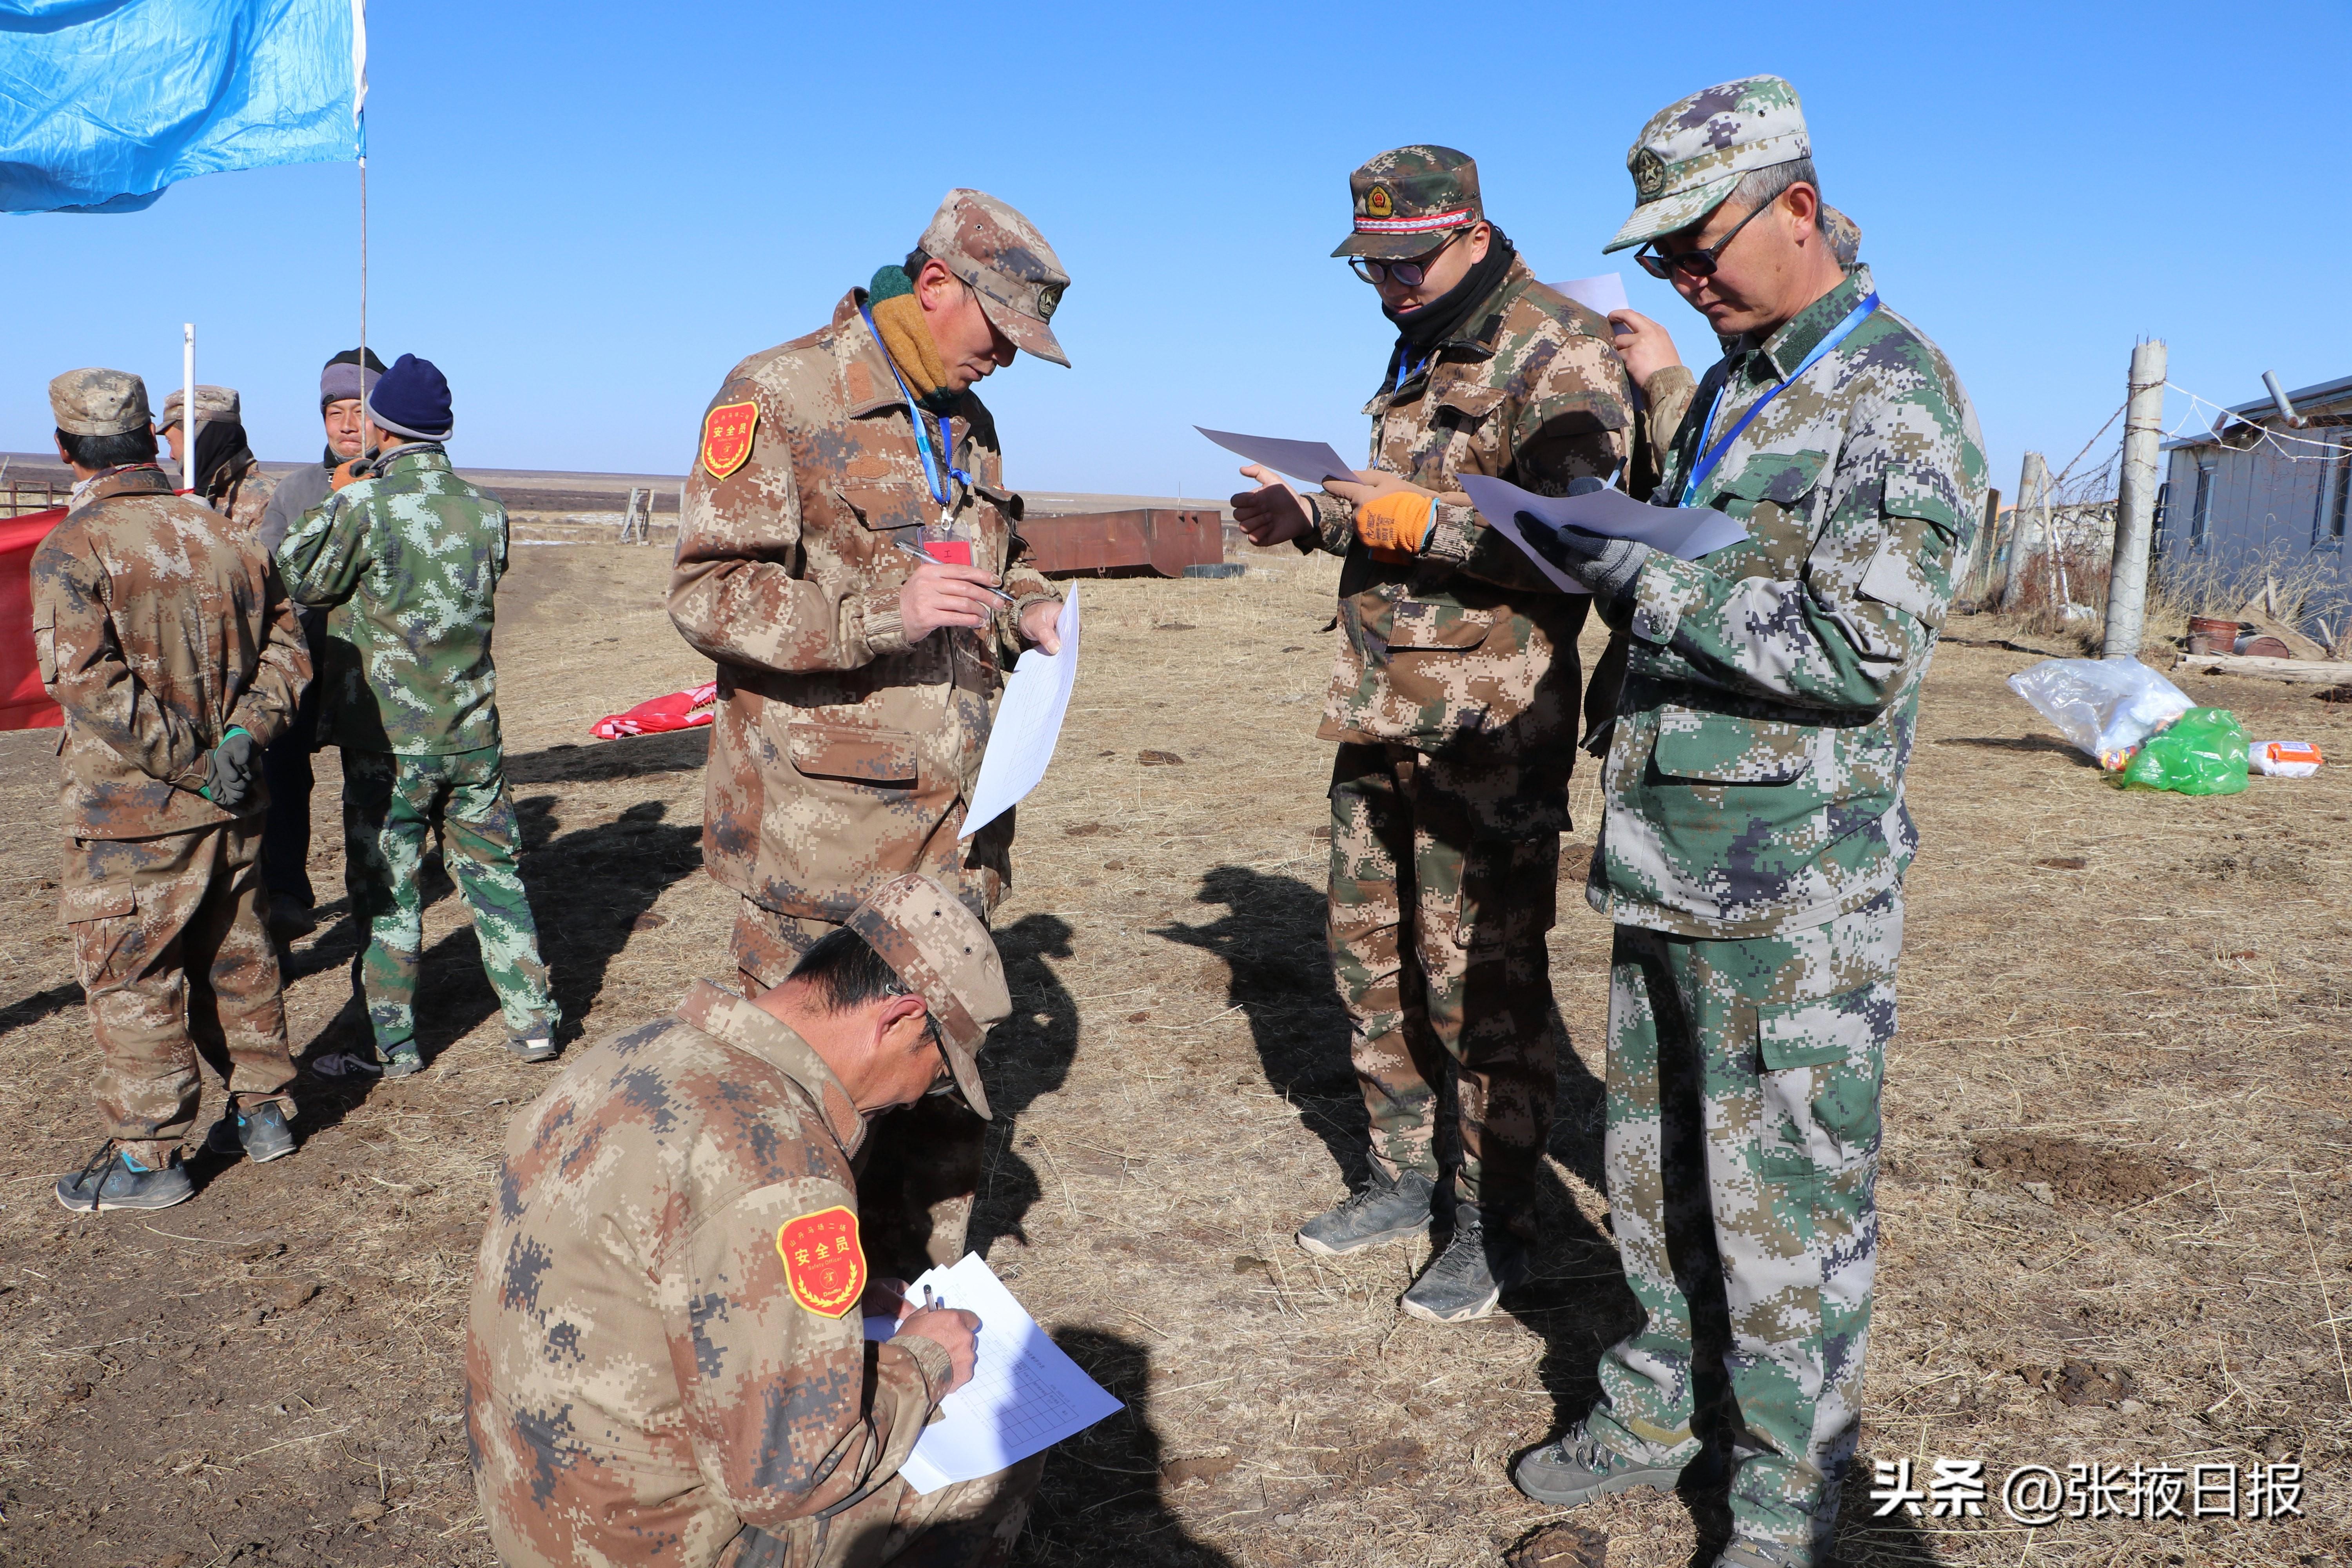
[970,913,1080,1259]
[1018,1329,1236,1567]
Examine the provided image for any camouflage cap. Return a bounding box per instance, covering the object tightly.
[919,188,1071,369]
[1332,145,1484,260]
[844,873,1011,1118]
[1604,75,1812,255]
[49,368,151,438]
[154,384,241,434]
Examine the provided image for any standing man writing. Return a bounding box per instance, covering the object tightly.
[1229,147,1635,1323]
[668,188,1069,1280]
[253,347,386,935]
[278,353,561,1078]
[1507,78,1985,1568]
[35,370,310,1209]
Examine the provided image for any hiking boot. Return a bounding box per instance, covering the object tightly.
[506,1031,558,1064]
[55,1143,195,1213]
[206,1100,297,1163]
[379,1044,425,1079]
[1512,1423,1706,1508]
[1296,1167,1436,1257]
[1400,1203,1530,1323]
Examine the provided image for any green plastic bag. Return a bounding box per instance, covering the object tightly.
[2116,707,2249,795]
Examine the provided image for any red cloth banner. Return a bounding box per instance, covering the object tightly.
[590,681,718,740]
[0,508,65,732]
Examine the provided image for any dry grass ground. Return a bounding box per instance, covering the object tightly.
[0,541,2345,1568]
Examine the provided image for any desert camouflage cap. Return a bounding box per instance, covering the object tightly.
[845,873,1011,1118]
[1604,75,1812,255]
[919,188,1071,368]
[49,368,151,438]
[1333,145,1484,260]
[154,384,241,433]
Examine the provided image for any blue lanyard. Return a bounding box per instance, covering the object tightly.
[857,300,972,513]
[1678,292,1879,506]
[1388,341,1433,394]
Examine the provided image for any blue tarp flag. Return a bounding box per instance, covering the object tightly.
[0,0,365,214]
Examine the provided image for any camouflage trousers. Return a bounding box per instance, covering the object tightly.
[731,1453,1044,1568]
[1585,889,1902,1564]
[1326,742,1563,1225]
[343,748,557,1055]
[61,821,296,1169]
[733,898,988,1281]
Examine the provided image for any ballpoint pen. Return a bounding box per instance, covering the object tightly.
[895,537,1016,603]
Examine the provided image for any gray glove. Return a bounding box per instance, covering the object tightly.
[201,728,261,811]
[1517,512,1652,604]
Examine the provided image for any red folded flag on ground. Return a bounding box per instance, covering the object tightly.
[0,508,66,733]
[591,681,719,740]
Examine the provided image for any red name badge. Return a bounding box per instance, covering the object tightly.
[923,540,973,566]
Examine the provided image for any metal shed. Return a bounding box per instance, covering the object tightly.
[2157,372,2352,633]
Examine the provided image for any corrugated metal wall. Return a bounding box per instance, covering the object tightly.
[2158,406,2350,632]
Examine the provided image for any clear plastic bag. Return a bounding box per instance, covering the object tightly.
[2005,657,2195,769]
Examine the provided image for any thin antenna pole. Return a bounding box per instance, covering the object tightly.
[182,323,195,492]
[359,145,368,384]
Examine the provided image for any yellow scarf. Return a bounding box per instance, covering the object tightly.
[867,267,956,412]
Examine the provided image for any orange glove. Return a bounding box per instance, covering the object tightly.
[1354,491,1436,563]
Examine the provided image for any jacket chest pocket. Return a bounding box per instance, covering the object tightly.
[831,483,929,538]
[1651,708,1816,785]
[1711,449,1828,577]
[1388,600,1495,654]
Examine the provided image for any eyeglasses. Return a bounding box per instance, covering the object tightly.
[1348,228,1469,287]
[1633,197,1773,279]
[923,1024,961,1099]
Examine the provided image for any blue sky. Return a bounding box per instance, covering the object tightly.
[5,0,2347,506]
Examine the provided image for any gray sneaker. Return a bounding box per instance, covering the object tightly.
[1296,1167,1436,1257]
[1400,1204,1529,1323]
[206,1100,297,1163]
[1512,1423,1702,1508]
[379,1045,425,1079]
[55,1143,195,1213]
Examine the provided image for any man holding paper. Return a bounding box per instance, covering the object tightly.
[1505,77,1985,1568]
[1229,145,1635,1323]
[669,190,1071,1279]
[468,874,1041,1568]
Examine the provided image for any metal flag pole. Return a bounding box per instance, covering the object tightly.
[182,323,195,492]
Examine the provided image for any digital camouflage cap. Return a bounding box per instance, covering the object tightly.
[919,188,1071,368]
[1333,145,1484,260]
[844,873,1011,1118]
[49,368,151,438]
[1605,74,1812,254]
[155,384,241,434]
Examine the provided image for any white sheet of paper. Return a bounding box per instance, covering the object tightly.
[1457,474,1749,589]
[1194,427,1358,486]
[960,587,1080,840]
[872,1252,1125,1494]
[1552,272,1629,318]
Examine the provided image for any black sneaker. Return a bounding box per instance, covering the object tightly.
[55,1143,195,1213]
[1399,1203,1529,1323]
[506,1031,558,1063]
[379,1045,425,1079]
[267,894,316,939]
[1296,1167,1436,1257]
[1512,1423,1706,1508]
[206,1100,296,1163]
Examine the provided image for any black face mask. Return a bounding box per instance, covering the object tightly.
[1382,227,1517,358]
[192,419,250,499]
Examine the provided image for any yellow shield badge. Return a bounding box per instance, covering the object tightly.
[700,399,759,480]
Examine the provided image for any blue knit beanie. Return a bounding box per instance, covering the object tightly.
[365,353,454,441]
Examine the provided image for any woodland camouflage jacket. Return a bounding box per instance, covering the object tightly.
[468,980,955,1568]
[31,466,308,840]
[668,290,1060,923]
[275,444,509,755]
[1590,264,1987,938]
[1301,256,1633,770]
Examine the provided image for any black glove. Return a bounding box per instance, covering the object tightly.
[201,728,260,811]
[1516,510,1652,604]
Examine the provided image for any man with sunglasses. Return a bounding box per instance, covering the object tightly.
[1230,145,1635,1324]
[1507,77,1985,1568]
[470,873,1042,1568]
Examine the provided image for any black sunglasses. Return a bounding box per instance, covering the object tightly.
[1348,228,1470,287]
[923,1023,962,1100]
[1634,197,1773,279]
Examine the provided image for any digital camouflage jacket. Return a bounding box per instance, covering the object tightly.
[669,291,1060,923]
[209,452,276,538]
[31,466,308,840]
[1590,264,1987,938]
[275,444,508,755]
[468,980,955,1568]
[1302,256,1633,769]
